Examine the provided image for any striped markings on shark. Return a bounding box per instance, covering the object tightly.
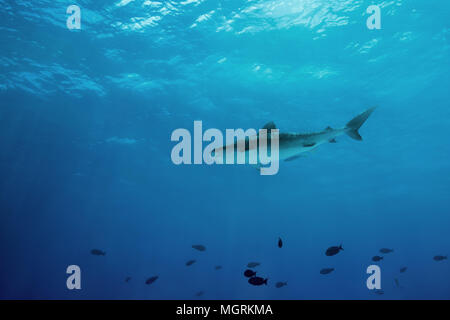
[170,107,376,175]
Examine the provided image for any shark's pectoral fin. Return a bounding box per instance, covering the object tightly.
[329,138,337,143]
[284,154,305,162]
[303,142,316,147]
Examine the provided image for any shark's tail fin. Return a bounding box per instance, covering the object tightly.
[345,107,376,141]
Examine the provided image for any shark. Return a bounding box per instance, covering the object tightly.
[268,106,376,162]
[211,107,376,167]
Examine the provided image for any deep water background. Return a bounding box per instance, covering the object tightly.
[0,0,449,299]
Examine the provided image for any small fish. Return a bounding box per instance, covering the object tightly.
[372,256,383,262]
[192,245,206,252]
[244,269,257,278]
[399,267,408,273]
[247,262,260,268]
[275,282,287,288]
[90,249,106,256]
[248,276,268,286]
[320,268,335,275]
[394,278,400,287]
[433,255,447,261]
[125,277,131,283]
[195,291,204,297]
[145,276,158,285]
[186,259,196,266]
[278,237,283,248]
[325,245,343,256]
[214,265,222,270]
[379,248,394,254]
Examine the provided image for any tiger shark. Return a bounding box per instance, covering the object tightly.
[210,107,376,173]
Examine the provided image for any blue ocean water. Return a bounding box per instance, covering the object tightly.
[0,0,449,300]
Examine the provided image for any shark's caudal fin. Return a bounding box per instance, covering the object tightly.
[345,107,376,141]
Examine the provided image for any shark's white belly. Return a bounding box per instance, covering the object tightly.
[277,129,346,161]
[278,143,320,160]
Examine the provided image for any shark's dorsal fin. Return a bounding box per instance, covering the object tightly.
[325,126,333,131]
[262,121,276,130]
